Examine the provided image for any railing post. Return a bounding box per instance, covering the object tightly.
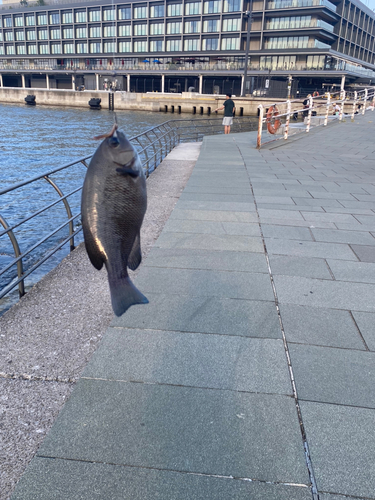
[0,214,25,297]
[324,92,331,126]
[257,105,264,149]
[305,96,313,133]
[284,100,291,140]
[362,88,367,115]
[339,90,345,121]
[371,89,375,111]
[352,91,358,121]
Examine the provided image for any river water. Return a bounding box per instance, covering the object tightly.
[0,102,182,314]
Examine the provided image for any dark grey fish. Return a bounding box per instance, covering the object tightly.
[81,124,148,316]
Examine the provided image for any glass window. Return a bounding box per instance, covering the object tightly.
[118,24,131,36]
[36,14,46,26]
[222,18,240,31]
[202,37,219,49]
[203,20,218,32]
[104,41,116,52]
[26,30,36,41]
[17,45,26,54]
[119,41,131,52]
[223,0,241,12]
[62,11,73,24]
[134,6,147,18]
[166,39,181,51]
[76,27,87,38]
[167,22,182,34]
[38,28,48,40]
[118,7,131,20]
[89,10,101,22]
[39,43,49,54]
[15,30,25,41]
[185,2,201,14]
[203,1,221,13]
[5,31,13,41]
[28,44,37,54]
[167,4,182,16]
[103,8,116,21]
[150,5,164,17]
[75,11,87,23]
[51,42,62,54]
[184,38,200,51]
[90,42,101,53]
[0,46,3,54]
[63,28,73,39]
[150,23,164,35]
[50,28,61,40]
[14,16,24,27]
[150,39,164,51]
[25,14,35,26]
[0,32,2,42]
[134,24,147,35]
[185,20,201,33]
[134,40,147,51]
[49,13,60,25]
[3,17,12,27]
[63,43,75,54]
[104,25,116,37]
[90,26,101,37]
[221,36,240,49]
[6,45,15,55]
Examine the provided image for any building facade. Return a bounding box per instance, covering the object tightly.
[0,0,375,96]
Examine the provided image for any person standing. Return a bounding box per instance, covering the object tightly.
[215,93,236,134]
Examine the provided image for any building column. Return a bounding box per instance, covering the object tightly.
[0,73,3,87]
[46,74,49,89]
[161,74,165,93]
[199,74,203,94]
[95,73,99,91]
[240,74,245,96]
[21,74,26,88]
[127,73,130,92]
[341,75,345,90]
[72,74,75,90]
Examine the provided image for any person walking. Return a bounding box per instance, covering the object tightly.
[215,93,236,134]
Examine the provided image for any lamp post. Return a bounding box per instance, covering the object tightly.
[241,3,253,97]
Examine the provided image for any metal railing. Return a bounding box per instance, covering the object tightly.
[256,87,375,149]
[0,115,257,305]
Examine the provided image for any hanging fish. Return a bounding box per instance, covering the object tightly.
[81,123,148,316]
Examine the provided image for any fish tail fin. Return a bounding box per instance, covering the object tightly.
[108,275,148,317]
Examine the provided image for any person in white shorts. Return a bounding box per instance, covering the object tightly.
[214,93,236,134]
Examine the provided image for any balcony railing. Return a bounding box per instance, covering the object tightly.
[266,0,336,12]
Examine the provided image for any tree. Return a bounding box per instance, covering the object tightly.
[19,0,28,5]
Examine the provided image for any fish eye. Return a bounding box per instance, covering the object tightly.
[109,136,120,147]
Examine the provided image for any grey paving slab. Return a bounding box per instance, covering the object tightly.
[319,494,364,500]
[183,185,252,195]
[174,200,256,212]
[311,228,375,245]
[280,304,365,349]
[301,212,359,224]
[258,204,324,212]
[134,267,275,301]
[154,232,264,252]
[255,196,296,204]
[351,311,375,351]
[327,259,375,283]
[268,255,332,279]
[291,198,344,208]
[83,329,292,395]
[274,275,375,312]
[300,401,375,498]
[350,244,375,262]
[143,247,269,273]
[265,238,357,260]
[262,225,313,241]
[163,219,261,236]
[37,380,310,484]
[179,192,254,203]
[258,209,305,220]
[111,293,281,339]
[289,344,375,407]
[169,208,259,222]
[11,457,313,500]
[259,218,337,229]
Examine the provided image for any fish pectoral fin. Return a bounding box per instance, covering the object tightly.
[108,274,148,316]
[116,167,139,177]
[127,232,142,271]
[83,226,104,270]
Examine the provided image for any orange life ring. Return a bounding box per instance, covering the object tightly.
[313,91,319,97]
[266,105,281,134]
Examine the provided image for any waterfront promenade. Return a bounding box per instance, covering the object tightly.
[4,114,375,499]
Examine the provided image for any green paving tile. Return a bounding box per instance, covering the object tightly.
[37,380,310,484]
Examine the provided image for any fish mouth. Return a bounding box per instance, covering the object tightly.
[115,157,139,177]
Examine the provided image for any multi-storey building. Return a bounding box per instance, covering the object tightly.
[0,0,375,97]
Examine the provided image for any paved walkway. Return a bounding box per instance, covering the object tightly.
[11,115,375,500]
